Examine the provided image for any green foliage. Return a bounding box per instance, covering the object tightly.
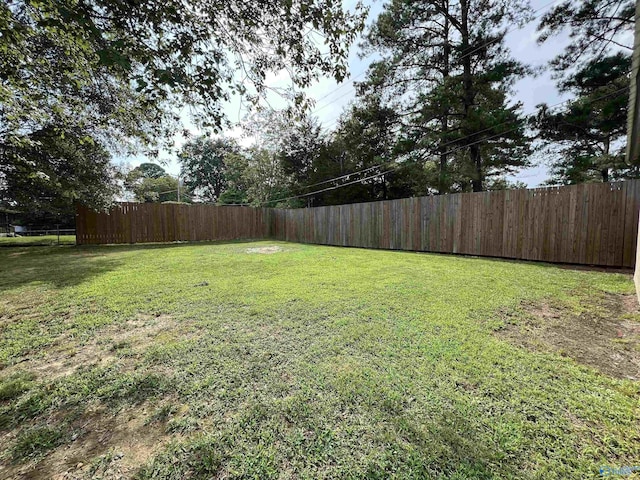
[135,163,168,180]
[313,96,413,205]
[218,189,248,206]
[1,0,366,218]
[124,163,190,203]
[242,148,295,207]
[537,0,635,73]
[0,126,118,213]
[359,0,532,193]
[1,0,367,151]
[535,54,636,184]
[178,137,240,203]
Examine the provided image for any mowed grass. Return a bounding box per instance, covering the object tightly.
[0,240,638,479]
[0,235,76,246]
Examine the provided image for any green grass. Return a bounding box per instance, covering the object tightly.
[0,235,76,246]
[0,240,638,479]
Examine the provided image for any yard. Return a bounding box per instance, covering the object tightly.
[0,235,76,247]
[0,241,638,479]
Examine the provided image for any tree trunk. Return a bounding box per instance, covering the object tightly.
[471,146,483,192]
[602,135,610,182]
[438,0,451,195]
[460,0,483,192]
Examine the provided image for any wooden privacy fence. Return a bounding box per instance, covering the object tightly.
[76,180,640,267]
[76,203,268,245]
[268,180,640,268]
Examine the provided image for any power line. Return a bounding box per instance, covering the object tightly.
[313,69,368,106]
[417,86,631,161]
[312,88,357,115]
[259,168,394,205]
[301,164,383,189]
[227,4,633,206]
[254,85,631,206]
[313,0,562,127]
[223,86,627,208]
[310,79,633,197]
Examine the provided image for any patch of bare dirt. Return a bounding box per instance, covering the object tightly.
[3,314,182,382]
[1,403,171,480]
[245,246,284,254]
[498,293,640,380]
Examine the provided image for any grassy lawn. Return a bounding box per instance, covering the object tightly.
[0,241,638,479]
[0,235,76,246]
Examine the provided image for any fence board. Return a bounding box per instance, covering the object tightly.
[268,180,640,268]
[76,203,268,246]
[76,180,640,268]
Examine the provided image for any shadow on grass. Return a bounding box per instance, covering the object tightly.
[74,237,268,253]
[0,247,126,292]
[0,239,271,293]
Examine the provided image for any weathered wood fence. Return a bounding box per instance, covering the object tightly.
[268,180,640,268]
[77,180,640,267]
[76,203,268,245]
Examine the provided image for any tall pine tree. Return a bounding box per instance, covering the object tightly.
[360,0,531,192]
[535,53,636,184]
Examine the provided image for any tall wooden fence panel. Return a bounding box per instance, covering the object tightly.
[76,203,268,245]
[268,180,640,268]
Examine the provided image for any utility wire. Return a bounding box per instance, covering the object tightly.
[250,85,631,207]
[296,78,633,198]
[313,0,562,126]
[223,2,633,206]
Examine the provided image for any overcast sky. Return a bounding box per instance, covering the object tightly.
[121,0,597,188]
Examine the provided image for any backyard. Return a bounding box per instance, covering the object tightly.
[0,240,638,479]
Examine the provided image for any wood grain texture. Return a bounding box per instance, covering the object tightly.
[76,203,269,246]
[76,180,640,267]
[268,180,640,268]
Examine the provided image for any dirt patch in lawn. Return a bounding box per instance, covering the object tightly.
[1,403,170,480]
[498,293,640,380]
[3,314,183,382]
[246,245,284,254]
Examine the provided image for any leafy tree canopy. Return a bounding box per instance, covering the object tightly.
[0,126,117,214]
[1,0,366,152]
[134,163,168,180]
[537,0,635,73]
[178,137,240,203]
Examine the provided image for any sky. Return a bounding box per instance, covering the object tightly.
[120,0,618,188]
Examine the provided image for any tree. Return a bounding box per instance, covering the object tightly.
[125,164,190,203]
[243,148,294,207]
[537,0,635,74]
[135,163,167,180]
[277,114,325,190]
[535,53,635,184]
[0,126,117,215]
[309,96,415,205]
[1,0,365,213]
[360,0,532,192]
[2,1,366,150]
[178,137,240,203]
